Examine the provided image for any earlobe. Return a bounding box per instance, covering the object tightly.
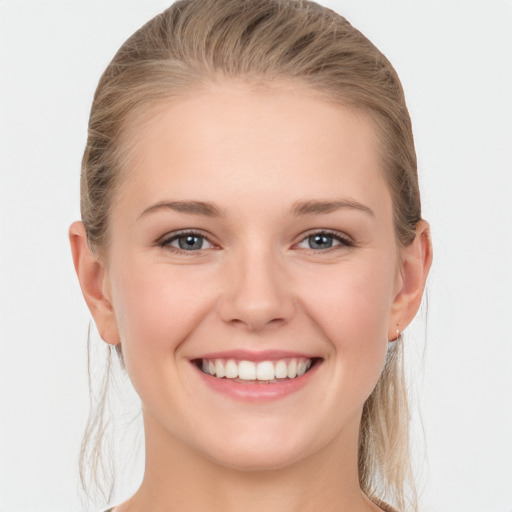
[69,221,120,345]
[388,220,433,340]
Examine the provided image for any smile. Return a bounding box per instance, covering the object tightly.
[192,351,322,401]
[199,357,314,382]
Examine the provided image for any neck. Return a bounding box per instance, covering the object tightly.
[118,409,378,512]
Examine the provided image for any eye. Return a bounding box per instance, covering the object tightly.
[160,231,214,252]
[296,231,352,251]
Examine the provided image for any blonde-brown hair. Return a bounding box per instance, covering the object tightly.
[80,0,422,509]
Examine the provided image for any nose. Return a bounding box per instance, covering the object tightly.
[217,247,296,332]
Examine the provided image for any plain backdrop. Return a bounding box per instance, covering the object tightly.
[1,1,511,511]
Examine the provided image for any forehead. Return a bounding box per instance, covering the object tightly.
[115,81,391,219]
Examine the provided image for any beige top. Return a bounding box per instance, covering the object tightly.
[103,502,398,512]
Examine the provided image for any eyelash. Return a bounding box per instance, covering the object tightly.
[158,229,354,254]
[296,230,354,251]
[158,230,215,254]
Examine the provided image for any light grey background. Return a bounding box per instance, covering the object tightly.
[1,1,511,511]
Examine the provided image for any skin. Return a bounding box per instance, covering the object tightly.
[70,81,432,512]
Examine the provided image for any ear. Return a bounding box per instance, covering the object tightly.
[69,221,120,345]
[388,219,433,340]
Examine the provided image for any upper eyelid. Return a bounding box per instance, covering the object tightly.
[159,229,215,244]
[158,231,217,256]
[295,229,353,245]
[158,228,353,249]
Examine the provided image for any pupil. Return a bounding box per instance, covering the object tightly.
[179,235,202,250]
[310,234,332,249]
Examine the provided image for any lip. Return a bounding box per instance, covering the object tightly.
[193,349,317,362]
[191,352,322,403]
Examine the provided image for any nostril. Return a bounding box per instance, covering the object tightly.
[225,316,287,332]
[217,275,296,332]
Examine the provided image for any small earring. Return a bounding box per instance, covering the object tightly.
[389,327,401,342]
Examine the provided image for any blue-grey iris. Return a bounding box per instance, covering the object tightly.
[179,235,203,250]
[309,234,333,249]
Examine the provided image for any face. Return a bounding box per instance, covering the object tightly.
[102,82,404,471]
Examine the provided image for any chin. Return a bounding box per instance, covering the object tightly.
[206,445,307,472]
[194,422,321,472]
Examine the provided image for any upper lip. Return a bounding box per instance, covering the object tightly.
[192,349,319,362]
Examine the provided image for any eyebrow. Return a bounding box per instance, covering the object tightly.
[139,200,222,219]
[138,198,374,220]
[291,199,374,217]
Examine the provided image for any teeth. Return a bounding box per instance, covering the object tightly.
[297,361,307,376]
[215,360,225,378]
[200,357,313,381]
[238,360,256,380]
[256,361,274,380]
[275,360,288,379]
[287,359,297,379]
[225,359,238,378]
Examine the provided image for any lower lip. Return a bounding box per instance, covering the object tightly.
[194,362,320,402]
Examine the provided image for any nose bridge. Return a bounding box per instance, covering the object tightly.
[219,240,294,331]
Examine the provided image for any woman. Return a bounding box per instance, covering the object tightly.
[69,0,432,510]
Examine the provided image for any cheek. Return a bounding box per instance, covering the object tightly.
[109,260,217,363]
[297,256,395,381]
[301,257,395,334]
